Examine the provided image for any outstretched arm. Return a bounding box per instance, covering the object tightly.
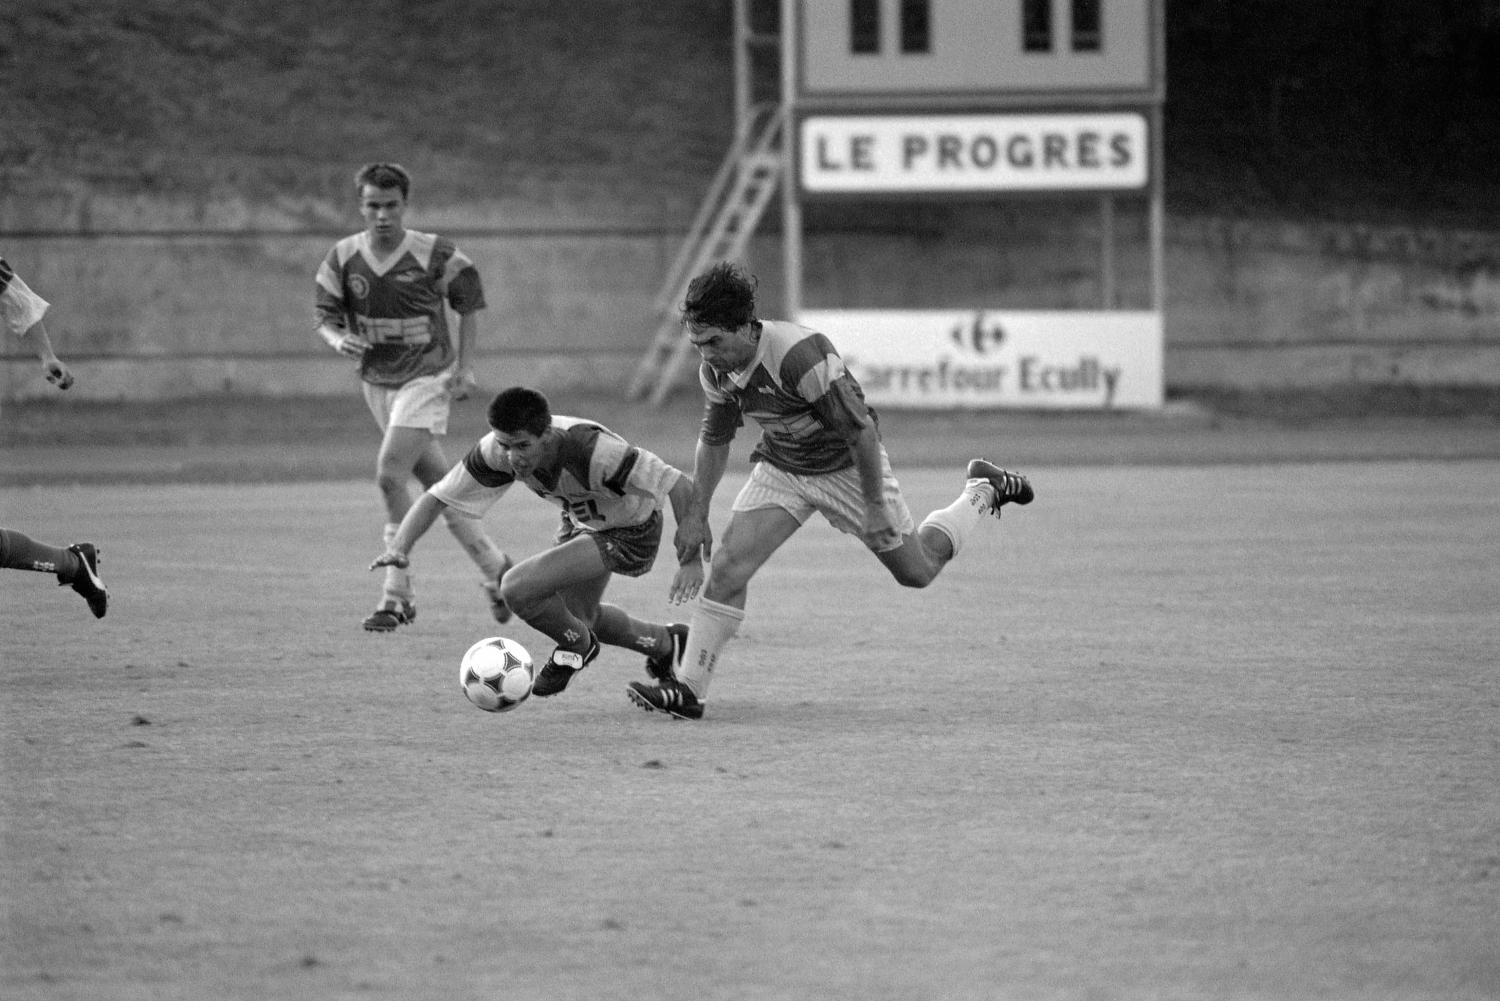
[663,470,705,604]
[21,319,74,390]
[674,438,730,565]
[370,491,448,569]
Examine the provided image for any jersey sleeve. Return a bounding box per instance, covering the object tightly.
[429,434,515,517]
[594,439,683,505]
[786,333,871,443]
[313,244,349,331]
[436,240,486,315]
[810,370,874,441]
[0,259,50,339]
[698,365,744,446]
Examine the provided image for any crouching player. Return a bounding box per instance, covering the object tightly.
[371,387,701,697]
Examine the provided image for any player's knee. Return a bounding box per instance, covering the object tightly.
[883,556,937,589]
[891,567,933,589]
[704,555,752,599]
[374,467,407,497]
[498,571,541,616]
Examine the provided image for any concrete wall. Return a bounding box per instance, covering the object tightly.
[5,206,1498,402]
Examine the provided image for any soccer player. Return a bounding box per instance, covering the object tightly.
[370,387,703,698]
[0,255,108,618]
[626,261,1034,720]
[316,162,514,632]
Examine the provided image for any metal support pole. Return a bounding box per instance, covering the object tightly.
[780,0,801,319]
[1099,194,1117,308]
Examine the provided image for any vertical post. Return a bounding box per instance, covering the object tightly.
[1098,194,1116,308]
[1149,0,1167,314]
[781,0,802,319]
[1149,103,1165,312]
[734,0,750,141]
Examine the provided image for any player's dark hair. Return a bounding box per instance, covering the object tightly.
[355,162,411,199]
[682,261,758,330]
[488,387,551,437]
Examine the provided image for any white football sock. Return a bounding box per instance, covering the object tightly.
[677,597,746,700]
[917,480,991,560]
[382,523,413,603]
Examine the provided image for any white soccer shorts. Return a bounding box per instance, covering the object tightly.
[731,452,915,553]
[362,368,454,434]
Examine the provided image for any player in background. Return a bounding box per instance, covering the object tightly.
[0,256,108,618]
[627,261,1034,720]
[316,162,514,632]
[371,386,704,698]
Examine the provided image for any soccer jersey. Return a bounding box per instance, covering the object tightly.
[314,230,485,388]
[431,416,683,533]
[698,319,878,476]
[0,257,49,339]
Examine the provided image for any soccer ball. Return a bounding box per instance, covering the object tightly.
[459,636,534,713]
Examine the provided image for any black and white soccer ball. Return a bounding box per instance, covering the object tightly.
[459,636,534,712]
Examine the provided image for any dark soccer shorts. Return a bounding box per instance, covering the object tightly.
[554,510,663,578]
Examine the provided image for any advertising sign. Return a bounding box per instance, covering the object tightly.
[802,309,1163,409]
[800,112,1149,194]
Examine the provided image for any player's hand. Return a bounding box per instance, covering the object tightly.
[674,516,712,565]
[336,334,370,359]
[369,551,410,570]
[447,367,478,401]
[669,555,705,605]
[43,359,74,390]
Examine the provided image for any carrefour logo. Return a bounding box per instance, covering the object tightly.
[951,312,1005,354]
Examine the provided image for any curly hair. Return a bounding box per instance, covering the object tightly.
[682,261,758,330]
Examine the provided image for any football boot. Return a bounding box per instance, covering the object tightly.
[59,542,108,619]
[643,623,689,681]
[626,678,705,721]
[532,634,601,697]
[362,599,416,632]
[966,459,1034,515]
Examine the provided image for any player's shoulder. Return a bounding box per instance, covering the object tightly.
[762,319,830,349]
[405,230,466,269]
[327,233,366,265]
[759,320,840,383]
[552,415,619,452]
[472,430,507,469]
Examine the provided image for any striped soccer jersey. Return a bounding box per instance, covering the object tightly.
[314,230,485,388]
[430,416,682,533]
[698,319,878,476]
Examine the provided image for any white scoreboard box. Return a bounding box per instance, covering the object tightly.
[801,309,1163,410]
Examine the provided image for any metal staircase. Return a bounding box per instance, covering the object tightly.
[626,102,784,404]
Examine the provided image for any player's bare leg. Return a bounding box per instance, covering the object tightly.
[628,506,797,720]
[876,461,1035,590]
[364,425,431,631]
[502,539,607,697]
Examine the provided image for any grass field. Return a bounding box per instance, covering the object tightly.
[3,427,1497,999]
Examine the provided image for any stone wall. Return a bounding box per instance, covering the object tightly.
[4,203,1497,402]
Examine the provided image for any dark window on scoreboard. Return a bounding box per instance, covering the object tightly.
[851,0,880,53]
[1072,0,1102,51]
[901,0,931,53]
[1022,0,1052,52]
